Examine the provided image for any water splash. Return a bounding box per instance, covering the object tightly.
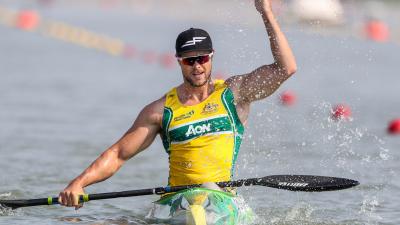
[0,192,12,216]
[359,195,383,224]
[0,205,12,216]
[0,192,11,198]
[236,99,393,224]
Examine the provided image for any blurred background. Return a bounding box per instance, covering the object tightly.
[1,0,399,225]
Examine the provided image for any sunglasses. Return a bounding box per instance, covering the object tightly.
[178,52,213,66]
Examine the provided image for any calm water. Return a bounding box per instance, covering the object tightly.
[1,1,399,225]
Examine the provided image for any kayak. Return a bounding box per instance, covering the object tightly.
[146,187,255,225]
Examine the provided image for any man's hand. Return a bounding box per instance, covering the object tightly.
[58,183,85,210]
[255,0,273,15]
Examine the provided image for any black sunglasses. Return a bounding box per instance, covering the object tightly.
[177,53,213,66]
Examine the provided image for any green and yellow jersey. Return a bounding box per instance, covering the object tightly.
[161,80,244,186]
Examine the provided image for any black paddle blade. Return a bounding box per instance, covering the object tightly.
[254,175,359,192]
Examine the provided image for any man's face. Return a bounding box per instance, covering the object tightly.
[178,51,213,88]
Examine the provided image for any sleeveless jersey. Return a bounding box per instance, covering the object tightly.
[161,80,244,186]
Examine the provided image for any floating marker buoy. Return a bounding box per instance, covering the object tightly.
[16,10,40,30]
[388,119,400,135]
[364,19,390,42]
[279,90,297,106]
[332,104,352,120]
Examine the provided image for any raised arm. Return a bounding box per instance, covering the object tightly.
[58,98,164,209]
[226,0,297,107]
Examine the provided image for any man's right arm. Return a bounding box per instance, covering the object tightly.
[58,98,164,209]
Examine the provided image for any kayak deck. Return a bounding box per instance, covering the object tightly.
[146,187,255,225]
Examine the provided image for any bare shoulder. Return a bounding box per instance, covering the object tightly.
[224,75,251,125]
[224,74,247,103]
[225,75,244,90]
[138,96,166,126]
[144,96,165,113]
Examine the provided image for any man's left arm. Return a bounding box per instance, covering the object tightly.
[226,0,297,104]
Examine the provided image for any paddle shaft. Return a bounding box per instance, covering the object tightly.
[0,175,359,209]
[0,181,250,209]
[0,186,193,209]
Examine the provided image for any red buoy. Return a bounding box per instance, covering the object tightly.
[332,104,352,120]
[364,19,390,42]
[388,119,400,135]
[16,10,40,30]
[279,90,297,106]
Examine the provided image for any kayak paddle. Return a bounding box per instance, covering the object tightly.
[0,175,359,209]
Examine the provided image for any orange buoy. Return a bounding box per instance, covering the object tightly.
[364,19,390,42]
[279,90,297,106]
[16,10,40,30]
[332,104,352,120]
[388,119,400,135]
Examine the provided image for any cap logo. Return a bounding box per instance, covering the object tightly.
[181,37,207,48]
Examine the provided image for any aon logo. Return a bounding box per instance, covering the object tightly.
[185,123,211,137]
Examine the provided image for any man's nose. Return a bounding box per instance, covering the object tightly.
[193,61,202,67]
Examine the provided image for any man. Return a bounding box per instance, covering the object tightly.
[59,0,296,209]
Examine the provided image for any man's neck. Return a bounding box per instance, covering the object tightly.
[177,81,214,106]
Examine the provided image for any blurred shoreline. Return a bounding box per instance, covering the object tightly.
[1,0,399,45]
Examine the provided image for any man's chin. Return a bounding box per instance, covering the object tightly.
[191,81,207,87]
[186,78,208,87]
[185,73,211,87]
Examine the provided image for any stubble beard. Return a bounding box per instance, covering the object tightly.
[185,70,212,88]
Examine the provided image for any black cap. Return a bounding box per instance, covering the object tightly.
[175,28,213,56]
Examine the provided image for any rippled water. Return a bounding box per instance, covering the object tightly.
[1,1,399,225]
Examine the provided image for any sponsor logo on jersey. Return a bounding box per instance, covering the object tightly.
[185,123,211,137]
[174,110,194,122]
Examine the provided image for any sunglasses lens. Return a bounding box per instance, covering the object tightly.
[197,55,210,64]
[182,57,196,66]
[181,54,210,66]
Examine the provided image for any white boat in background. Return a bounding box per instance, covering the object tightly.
[289,0,344,25]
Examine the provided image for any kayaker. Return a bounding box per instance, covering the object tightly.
[59,0,296,210]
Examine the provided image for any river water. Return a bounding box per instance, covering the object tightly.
[0,1,399,225]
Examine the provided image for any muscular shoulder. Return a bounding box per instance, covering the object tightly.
[139,96,166,127]
[145,96,166,113]
[224,75,250,125]
[224,75,247,104]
